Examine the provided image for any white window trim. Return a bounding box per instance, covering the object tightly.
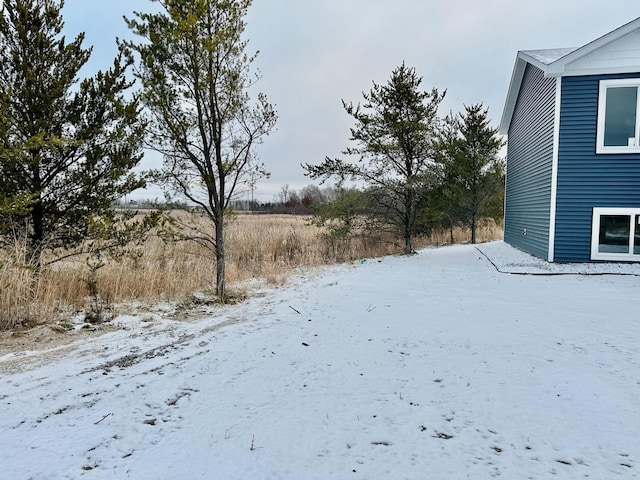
[591,207,640,261]
[596,78,640,154]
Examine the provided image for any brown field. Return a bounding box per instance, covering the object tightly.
[0,213,502,330]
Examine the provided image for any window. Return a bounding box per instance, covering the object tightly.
[596,79,640,154]
[591,208,640,260]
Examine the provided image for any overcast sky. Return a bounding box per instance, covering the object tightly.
[60,0,640,201]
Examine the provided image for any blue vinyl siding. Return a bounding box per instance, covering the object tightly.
[504,64,556,259]
[555,73,640,262]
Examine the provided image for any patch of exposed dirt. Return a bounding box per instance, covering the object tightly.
[0,285,262,375]
[0,324,80,355]
[0,324,114,375]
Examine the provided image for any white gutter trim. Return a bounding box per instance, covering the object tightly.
[548,77,561,262]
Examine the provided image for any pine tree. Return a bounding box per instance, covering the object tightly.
[0,0,145,265]
[437,104,504,244]
[304,63,444,254]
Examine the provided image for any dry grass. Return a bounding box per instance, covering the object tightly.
[0,213,502,330]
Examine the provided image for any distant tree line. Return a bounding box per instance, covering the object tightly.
[231,184,342,214]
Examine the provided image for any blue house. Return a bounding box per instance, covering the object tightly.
[500,18,640,262]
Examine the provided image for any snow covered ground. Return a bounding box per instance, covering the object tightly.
[1,242,639,479]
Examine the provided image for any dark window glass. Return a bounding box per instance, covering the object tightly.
[604,86,638,147]
[598,215,630,254]
[635,215,640,255]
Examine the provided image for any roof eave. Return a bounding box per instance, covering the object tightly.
[500,17,640,136]
[518,51,552,72]
[499,54,542,135]
[547,16,640,75]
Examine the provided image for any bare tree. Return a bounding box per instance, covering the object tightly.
[124,0,277,298]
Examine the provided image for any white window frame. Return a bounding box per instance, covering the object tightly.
[591,207,640,261]
[596,79,640,154]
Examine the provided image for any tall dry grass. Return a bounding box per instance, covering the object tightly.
[0,213,502,329]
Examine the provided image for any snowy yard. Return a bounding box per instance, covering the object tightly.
[1,242,639,479]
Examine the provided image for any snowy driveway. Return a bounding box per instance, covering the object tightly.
[1,243,639,479]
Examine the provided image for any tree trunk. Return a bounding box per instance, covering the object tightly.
[404,229,412,255]
[215,213,226,300]
[403,187,413,255]
[403,208,413,255]
[471,213,477,244]
[29,200,44,267]
[29,158,44,268]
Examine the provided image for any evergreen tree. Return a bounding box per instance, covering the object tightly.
[124,0,277,299]
[304,63,444,254]
[0,0,145,265]
[436,104,504,243]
